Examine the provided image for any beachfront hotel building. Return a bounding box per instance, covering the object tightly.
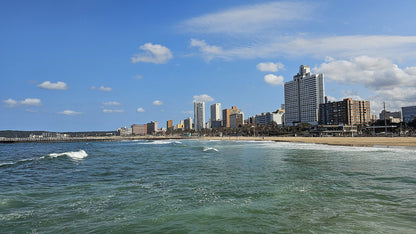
[194,101,205,131]
[284,65,325,125]
[402,105,416,123]
[319,98,371,125]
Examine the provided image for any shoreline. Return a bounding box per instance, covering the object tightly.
[201,136,416,148]
[1,135,416,148]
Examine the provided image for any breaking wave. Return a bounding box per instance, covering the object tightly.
[203,147,219,152]
[0,150,88,167]
[48,150,88,160]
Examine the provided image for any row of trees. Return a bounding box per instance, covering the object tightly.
[165,118,416,137]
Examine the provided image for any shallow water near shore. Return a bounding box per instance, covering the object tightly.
[1,140,415,233]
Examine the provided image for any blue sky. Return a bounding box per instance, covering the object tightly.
[2,0,416,131]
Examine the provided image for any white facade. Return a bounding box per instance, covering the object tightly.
[284,65,325,125]
[253,110,285,126]
[210,103,221,121]
[272,109,285,126]
[194,101,205,131]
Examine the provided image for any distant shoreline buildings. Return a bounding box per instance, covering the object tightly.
[116,65,416,137]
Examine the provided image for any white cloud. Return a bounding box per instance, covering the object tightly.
[3,98,18,107]
[193,94,214,102]
[20,98,42,106]
[134,75,143,79]
[189,35,416,61]
[131,43,173,64]
[91,86,112,92]
[59,110,82,115]
[190,39,223,61]
[180,2,312,35]
[103,101,121,106]
[38,81,68,90]
[372,87,416,112]
[257,62,284,72]
[136,107,145,113]
[152,100,163,106]
[4,98,42,107]
[316,56,416,114]
[315,55,416,90]
[264,74,284,86]
[103,109,124,113]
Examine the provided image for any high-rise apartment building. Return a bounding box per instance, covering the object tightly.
[210,103,221,121]
[319,98,371,125]
[284,65,325,125]
[184,117,192,130]
[210,103,221,128]
[147,121,158,135]
[402,106,416,123]
[166,120,173,129]
[222,106,241,128]
[194,101,205,131]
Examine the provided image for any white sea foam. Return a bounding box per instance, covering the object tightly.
[137,140,182,145]
[0,150,88,166]
[258,141,416,154]
[203,147,219,152]
[48,150,88,160]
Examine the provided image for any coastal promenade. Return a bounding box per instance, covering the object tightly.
[2,135,416,147]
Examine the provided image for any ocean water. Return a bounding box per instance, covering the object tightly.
[1,140,415,233]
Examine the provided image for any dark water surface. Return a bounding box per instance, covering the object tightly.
[1,140,415,233]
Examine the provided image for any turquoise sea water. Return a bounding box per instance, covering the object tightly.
[1,140,415,233]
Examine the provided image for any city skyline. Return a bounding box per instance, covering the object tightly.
[2,1,416,131]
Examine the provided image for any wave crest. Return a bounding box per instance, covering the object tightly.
[49,150,88,160]
[203,147,219,152]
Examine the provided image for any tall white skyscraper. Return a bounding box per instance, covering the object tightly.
[210,103,221,125]
[284,65,325,125]
[194,101,205,131]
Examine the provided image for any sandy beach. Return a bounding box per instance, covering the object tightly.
[200,136,416,147]
[2,135,416,148]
